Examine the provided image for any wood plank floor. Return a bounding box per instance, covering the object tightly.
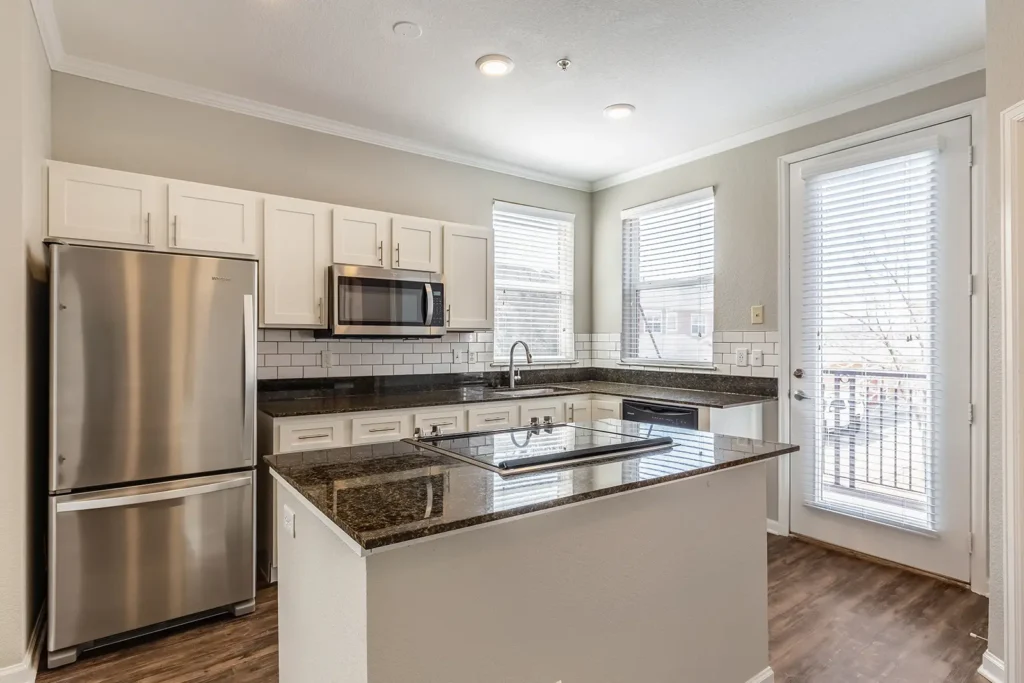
[39,536,989,682]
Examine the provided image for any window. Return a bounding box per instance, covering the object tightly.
[621,187,715,365]
[492,201,575,363]
[690,313,707,337]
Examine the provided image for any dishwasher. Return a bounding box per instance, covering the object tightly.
[621,400,699,430]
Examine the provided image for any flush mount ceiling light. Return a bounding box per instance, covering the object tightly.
[476,54,515,77]
[603,103,636,120]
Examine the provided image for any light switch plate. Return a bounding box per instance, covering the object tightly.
[469,351,478,363]
[751,305,764,325]
[751,349,764,367]
[736,348,749,367]
[453,349,464,364]
[283,505,296,538]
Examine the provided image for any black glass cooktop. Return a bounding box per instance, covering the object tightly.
[406,423,675,475]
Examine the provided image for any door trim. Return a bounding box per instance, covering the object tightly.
[776,98,988,595]
[1001,98,1024,683]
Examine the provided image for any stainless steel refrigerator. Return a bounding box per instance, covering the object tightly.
[47,243,257,668]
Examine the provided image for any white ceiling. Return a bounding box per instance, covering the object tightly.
[43,0,984,189]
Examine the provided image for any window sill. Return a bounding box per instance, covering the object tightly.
[490,360,580,368]
[617,359,717,371]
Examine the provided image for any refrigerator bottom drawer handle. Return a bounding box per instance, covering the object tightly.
[56,476,252,513]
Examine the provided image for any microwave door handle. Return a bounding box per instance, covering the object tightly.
[424,283,433,326]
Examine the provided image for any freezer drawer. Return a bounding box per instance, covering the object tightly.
[49,471,255,653]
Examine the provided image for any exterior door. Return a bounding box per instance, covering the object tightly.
[333,206,390,267]
[51,244,257,491]
[263,196,330,327]
[788,118,973,581]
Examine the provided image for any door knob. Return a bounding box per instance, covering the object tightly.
[793,368,804,378]
[793,390,809,401]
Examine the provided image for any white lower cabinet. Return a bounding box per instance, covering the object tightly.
[467,403,519,431]
[592,399,622,420]
[350,413,413,445]
[414,409,466,436]
[277,416,349,453]
[520,400,565,427]
[566,400,591,423]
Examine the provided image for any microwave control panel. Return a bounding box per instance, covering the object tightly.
[430,285,445,326]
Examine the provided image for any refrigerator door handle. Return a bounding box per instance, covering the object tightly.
[48,243,61,491]
[55,475,252,513]
[242,294,255,465]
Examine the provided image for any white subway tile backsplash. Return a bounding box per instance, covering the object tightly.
[751,366,774,378]
[742,332,765,343]
[264,330,291,342]
[393,364,413,375]
[290,330,314,341]
[350,365,373,377]
[766,331,781,343]
[291,354,317,366]
[403,353,423,364]
[277,366,303,379]
[303,342,327,353]
[278,342,303,354]
[360,354,382,365]
[303,367,327,378]
[257,342,277,354]
[329,341,351,353]
[422,353,441,364]
[328,366,351,378]
[256,367,277,380]
[432,363,452,373]
[265,354,290,367]
[414,343,434,353]
[372,365,394,376]
[414,364,433,374]
[350,342,373,353]
[383,354,404,364]
[723,332,743,343]
[372,343,394,354]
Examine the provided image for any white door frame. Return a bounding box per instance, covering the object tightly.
[776,98,988,595]
[1001,98,1024,683]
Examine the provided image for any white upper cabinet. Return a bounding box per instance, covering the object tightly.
[263,197,331,328]
[168,180,259,256]
[442,223,494,330]
[332,206,390,268]
[392,216,442,273]
[48,162,162,247]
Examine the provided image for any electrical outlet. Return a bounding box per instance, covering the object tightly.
[736,348,749,367]
[469,351,478,363]
[751,349,764,367]
[283,505,296,539]
[751,305,764,325]
[321,349,333,368]
[453,349,464,364]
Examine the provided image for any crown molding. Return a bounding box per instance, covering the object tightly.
[591,49,987,191]
[30,0,984,196]
[28,0,64,68]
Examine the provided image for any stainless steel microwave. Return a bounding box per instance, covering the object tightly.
[326,265,446,337]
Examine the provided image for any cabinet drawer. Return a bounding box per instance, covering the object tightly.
[467,404,520,431]
[592,399,622,421]
[277,417,349,453]
[520,401,565,427]
[351,414,412,445]
[414,410,465,436]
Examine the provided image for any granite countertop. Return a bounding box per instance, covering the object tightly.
[258,380,775,418]
[265,418,798,552]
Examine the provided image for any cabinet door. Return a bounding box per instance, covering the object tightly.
[592,399,622,421]
[48,161,162,247]
[467,404,520,431]
[566,400,591,423]
[413,409,466,436]
[392,216,442,272]
[333,206,391,267]
[168,180,258,256]
[443,224,494,330]
[520,401,565,427]
[276,416,349,453]
[263,197,330,327]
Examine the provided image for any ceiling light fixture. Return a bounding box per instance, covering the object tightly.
[604,103,636,120]
[476,54,515,77]
[392,21,422,39]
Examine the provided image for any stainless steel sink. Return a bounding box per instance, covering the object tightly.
[490,386,571,398]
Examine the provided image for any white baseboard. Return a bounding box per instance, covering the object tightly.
[978,650,1006,683]
[0,608,45,683]
[767,519,788,536]
[745,666,775,683]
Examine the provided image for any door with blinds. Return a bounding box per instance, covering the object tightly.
[788,117,972,581]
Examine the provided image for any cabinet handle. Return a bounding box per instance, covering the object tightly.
[145,212,152,245]
[172,215,179,246]
[318,297,323,324]
[446,304,451,325]
[297,433,330,440]
[368,426,396,433]
[395,242,400,267]
[378,241,383,265]
[483,416,505,423]
[569,405,574,420]
[429,421,454,427]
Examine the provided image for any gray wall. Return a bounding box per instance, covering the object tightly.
[591,72,986,334]
[50,73,594,332]
[0,0,50,668]
[985,0,1024,662]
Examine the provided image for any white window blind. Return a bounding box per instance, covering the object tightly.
[801,146,941,532]
[493,201,575,362]
[621,187,715,366]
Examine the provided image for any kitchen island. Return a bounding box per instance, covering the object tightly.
[266,419,796,683]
